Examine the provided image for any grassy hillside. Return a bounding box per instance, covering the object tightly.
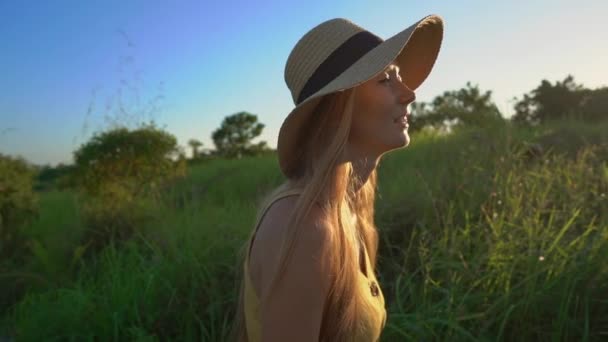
[2,119,607,341]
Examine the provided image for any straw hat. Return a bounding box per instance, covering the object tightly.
[277,14,444,178]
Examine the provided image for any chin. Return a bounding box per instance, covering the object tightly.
[400,132,411,147]
[385,137,410,153]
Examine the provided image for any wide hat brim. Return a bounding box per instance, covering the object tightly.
[278,14,444,178]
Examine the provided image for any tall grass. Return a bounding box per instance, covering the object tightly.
[2,119,607,341]
[376,122,608,340]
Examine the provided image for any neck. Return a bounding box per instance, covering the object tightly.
[287,144,381,199]
[342,144,381,193]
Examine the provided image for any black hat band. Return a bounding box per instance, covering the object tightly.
[296,30,383,104]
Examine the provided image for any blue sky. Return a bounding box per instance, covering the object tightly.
[1,0,606,166]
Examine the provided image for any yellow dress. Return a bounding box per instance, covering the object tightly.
[243,188,387,341]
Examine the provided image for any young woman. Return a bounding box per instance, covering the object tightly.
[232,14,444,342]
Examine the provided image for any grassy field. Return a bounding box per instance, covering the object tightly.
[2,118,607,341]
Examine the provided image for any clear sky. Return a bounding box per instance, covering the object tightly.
[1,0,606,166]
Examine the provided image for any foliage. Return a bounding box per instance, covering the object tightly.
[410,82,505,132]
[78,195,158,256]
[378,141,608,341]
[579,86,608,122]
[71,122,186,253]
[512,75,587,125]
[0,154,39,263]
[211,111,269,159]
[72,122,185,201]
[512,75,608,125]
[187,138,203,159]
[34,163,77,191]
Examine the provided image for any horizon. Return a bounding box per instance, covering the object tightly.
[1,0,607,167]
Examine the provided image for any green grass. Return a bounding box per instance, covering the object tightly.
[2,119,607,341]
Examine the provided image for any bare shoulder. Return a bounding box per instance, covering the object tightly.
[249,194,332,299]
[250,195,334,340]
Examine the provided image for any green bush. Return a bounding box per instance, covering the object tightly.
[72,122,185,200]
[0,154,39,262]
[72,123,186,253]
[0,154,40,314]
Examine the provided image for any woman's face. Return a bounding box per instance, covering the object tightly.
[349,63,415,158]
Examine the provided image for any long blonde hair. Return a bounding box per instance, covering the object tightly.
[230,87,381,341]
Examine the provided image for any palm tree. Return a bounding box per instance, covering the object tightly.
[187,139,203,159]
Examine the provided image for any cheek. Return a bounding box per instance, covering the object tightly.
[349,113,370,142]
[350,102,393,143]
[352,93,393,133]
[348,88,409,152]
[356,87,394,118]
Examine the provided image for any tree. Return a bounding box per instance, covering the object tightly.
[579,87,608,122]
[187,138,203,159]
[512,75,588,125]
[34,162,77,191]
[212,111,267,159]
[410,82,504,132]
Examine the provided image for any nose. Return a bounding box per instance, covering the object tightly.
[397,82,416,105]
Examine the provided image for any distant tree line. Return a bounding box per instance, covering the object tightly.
[512,75,607,125]
[410,75,607,132]
[409,81,504,132]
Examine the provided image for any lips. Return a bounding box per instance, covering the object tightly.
[393,113,408,123]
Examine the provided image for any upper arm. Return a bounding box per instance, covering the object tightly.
[259,202,334,342]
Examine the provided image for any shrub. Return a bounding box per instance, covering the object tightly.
[71,123,186,252]
[0,154,39,263]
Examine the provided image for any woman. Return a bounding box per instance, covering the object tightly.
[231,14,444,342]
